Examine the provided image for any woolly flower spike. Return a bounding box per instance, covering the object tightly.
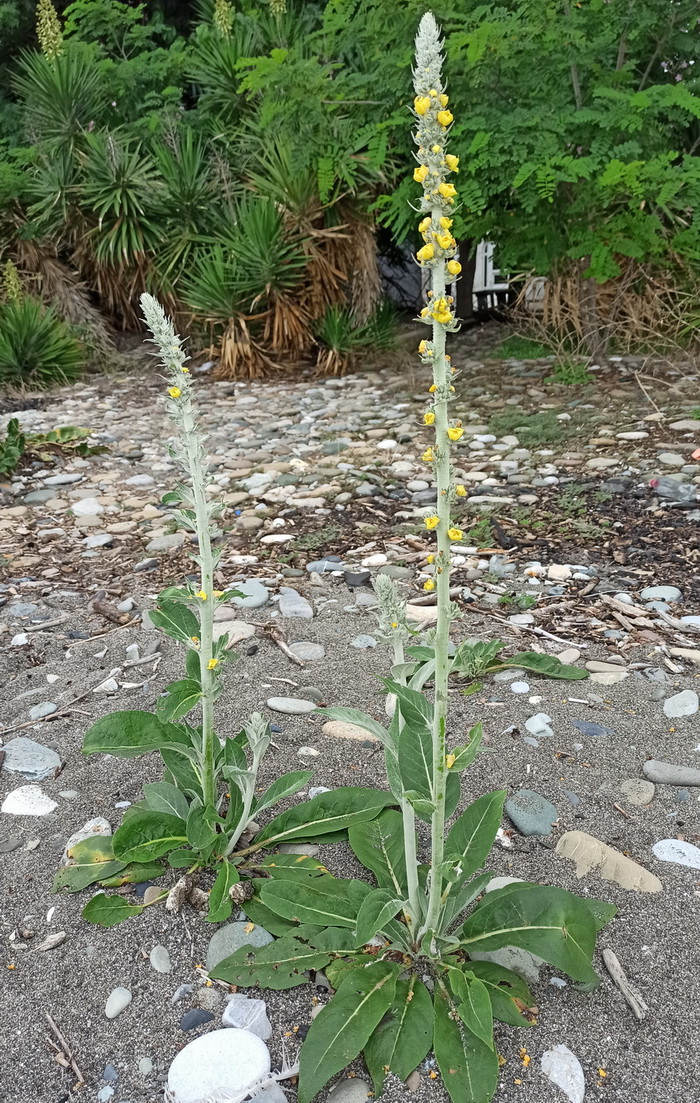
[414,11,444,90]
[424,516,439,530]
[2,261,23,306]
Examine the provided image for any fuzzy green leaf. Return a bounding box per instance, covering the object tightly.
[209,936,332,990]
[99,861,165,887]
[460,882,602,987]
[112,811,188,863]
[348,810,408,896]
[465,961,537,1028]
[148,600,200,643]
[448,969,494,1049]
[156,678,202,722]
[260,876,371,929]
[52,836,126,893]
[363,976,433,1094]
[253,770,315,816]
[82,710,186,758]
[433,980,499,1103]
[507,652,589,679]
[253,787,395,848]
[82,892,144,928]
[298,962,400,1103]
[143,780,190,821]
[445,791,506,880]
[448,724,484,771]
[206,858,239,923]
[355,888,403,946]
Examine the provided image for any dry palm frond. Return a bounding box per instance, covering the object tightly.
[213,316,280,380]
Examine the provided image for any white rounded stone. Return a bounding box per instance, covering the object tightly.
[167,1028,270,1103]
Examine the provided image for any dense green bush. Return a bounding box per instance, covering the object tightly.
[0,296,84,386]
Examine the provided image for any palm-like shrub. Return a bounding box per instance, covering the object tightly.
[0,297,84,387]
[13,47,107,152]
[314,299,396,376]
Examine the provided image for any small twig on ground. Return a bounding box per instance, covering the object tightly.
[633,371,664,414]
[602,948,649,1021]
[482,609,587,650]
[613,802,635,820]
[66,616,140,645]
[253,623,305,667]
[45,1012,85,1084]
[18,615,69,633]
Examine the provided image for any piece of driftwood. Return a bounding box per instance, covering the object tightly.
[45,1013,85,1084]
[602,948,649,1021]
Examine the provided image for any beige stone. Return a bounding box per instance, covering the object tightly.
[405,603,438,624]
[1,505,28,517]
[669,647,700,666]
[585,660,627,673]
[556,830,662,893]
[590,671,629,685]
[322,720,378,743]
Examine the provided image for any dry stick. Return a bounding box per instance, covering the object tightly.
[249,623,305,668]
[65,616,141,645]
[0,675,113,738]
[45,1012,85,1084]
[480,608,587,650]
[16,615,69,633]
[602,949,649,1021]
[633,370,664,414]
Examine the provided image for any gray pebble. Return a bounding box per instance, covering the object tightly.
[105,987,132,1019]
[138,1058,153,1077]
[180,1008,215,1031]
[663,690,699,718]
[149,944,172,974]
[2,737,61,781]
[266,697,316,715]
[28,702,58,722]
[642,760,700,786]
[505,789,558,836]
[350,634,377,649]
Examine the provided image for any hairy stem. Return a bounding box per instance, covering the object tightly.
[423,248,451,938]
[392,635,422,931]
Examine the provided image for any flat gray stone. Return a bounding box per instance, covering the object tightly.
[524,712,553,738]
[149,944,172,974]
[620,778,655,806]
[105,987,132,1019]
[306,559,344,573]
[266,696,316,715]
[7,602,39,618]
[24,489,55,504]
[350,634,377,649]
[72,496,103,516]
[541,1045,585,1103]
[278,587,313,618]
[28,701,58,722]
[2,736,61,781]
[125,474,155,487]
[146,533,186,552]
[640,585,682,603]
[652,839,700,869]
[230,580,270,609]
[643,760,700,786]
[663,690,699,718]
[505,788,558,836]
[206,922,274,971]
[329,1080,373,1103]
[83,533,113,549]
[289,641,325,661]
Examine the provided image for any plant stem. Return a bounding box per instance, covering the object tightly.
[422,241,452,939]
[181,399,217,810]
[392,635,422,931]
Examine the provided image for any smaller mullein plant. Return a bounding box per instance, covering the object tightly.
[56,294,393,925]
[207,16,614,1103]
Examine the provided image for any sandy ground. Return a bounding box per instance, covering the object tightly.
[2,580,699,1103]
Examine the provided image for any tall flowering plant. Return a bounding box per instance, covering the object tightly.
[209,15,614,1103]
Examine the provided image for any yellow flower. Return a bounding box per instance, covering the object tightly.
[168,386,181,399]
[416,243,435,262]
[213,590,224,597]
[418,339,428,353]
[447,260,462,276]
[423,578,436,591]
[436,233,454,250]
[191,636,200,644]
[434,311,453,324]
[438,182,457,199]
[455,484,467,497]
[429,88,438,97]
[423,412,435,425]
[447,426,464,441]
[448,527,464,541]
[207,658,219,670]
[422,447,435,461]
[437,109,454,127]
[445,154,460,172]
[439,216,453,229]
[181,366,190,373]
[413,164,429,183]
[195,589,207,600]
[424,515,439,530]
[426,554,435,564]
[420,306,430,317]
[418,216,431,233]
[431,144,441,153]
[439,93,449,107]
[414,95,431,115]
[446,753,456,769]
[428,383,437,393]
[391,621,398,629]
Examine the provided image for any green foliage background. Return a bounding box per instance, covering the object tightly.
[0,0,698,359]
